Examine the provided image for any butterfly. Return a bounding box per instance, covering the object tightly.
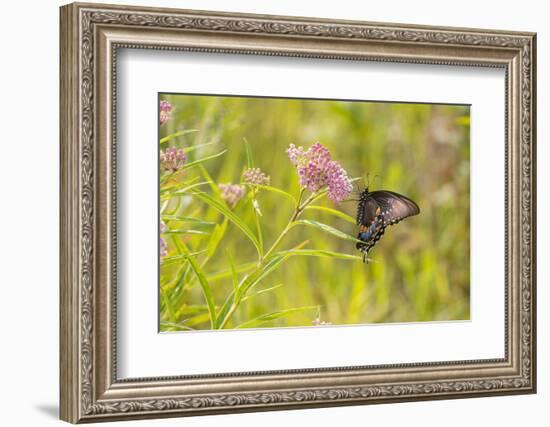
[356,188,420,262]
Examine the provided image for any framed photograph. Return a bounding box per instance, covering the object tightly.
[60,2,537,423]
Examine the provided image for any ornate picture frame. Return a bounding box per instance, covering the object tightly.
[60,2,536,423]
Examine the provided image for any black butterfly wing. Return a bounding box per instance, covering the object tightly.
[367,191,420,226]
[356,213,386,255]
[355,195,380,226]
[356,190,420,261]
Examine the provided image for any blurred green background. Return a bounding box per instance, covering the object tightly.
[159,93,470,331]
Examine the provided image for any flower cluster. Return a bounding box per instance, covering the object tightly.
[312,317,332,326]
[286,142,352,202]
[160,237,168,258]
[160,147,186,172]
[159,100,173,125]
[242,167,270,186]
[218,183,245,208]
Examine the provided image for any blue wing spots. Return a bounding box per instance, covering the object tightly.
[356,211,385,252]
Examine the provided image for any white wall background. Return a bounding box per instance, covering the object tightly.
[0,0,545,426]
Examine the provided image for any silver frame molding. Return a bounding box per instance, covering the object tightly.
[60,2,536,423]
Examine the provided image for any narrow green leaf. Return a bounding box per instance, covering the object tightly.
[237,254,289,298]
[227,249,239,294]
[159,321,196,331]
[191,191,262,258]
[203,218,229,265]
[255,185,297,206]
[181,149,227,171]
[175,304,209,317]
[163,195,182,215]
[216,241,308,329]
[238,239,308,298]
[159,129,199,144]
[243,137,254,169]
[241,283,283,302]
[159,199,169,215]
[164,229,210,236]
[252,196,264,253]
[178,243,217,328]
[291,219,361,243]
[161,215,216,225]
[199,164,221,196]
[160,289,176,323]
[166,236,192,305]
[304,205,357,224]
[206,262,257,282]
[182,141,218,154]
[170,219,229,311]
[235,306,317,329]
[160,181,212,200]
[160,176,199,194]
[215,293,237,329]
[178,313,212,327]
[272,248,363,261]
[161,249,208,266]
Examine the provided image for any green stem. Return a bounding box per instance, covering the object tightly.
[217,188,320,329]
[262,188,316,261]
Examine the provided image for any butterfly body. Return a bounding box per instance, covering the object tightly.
[356,189,420,262]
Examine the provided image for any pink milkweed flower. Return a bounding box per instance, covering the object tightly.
[160,147,186,172]
[286,142,352,203]
[242,167,270,186]
[160,100,173,125]
[218,183,245,208]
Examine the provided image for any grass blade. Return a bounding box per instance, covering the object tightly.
[203,218,229,265]
[235,306,317,329]
[303,205,357,224]
[182,141,218,154]
[227,249,239,293]
[199,163,221,196]
[241,283,283,302]
[291,219,361,243]
[159,129,199,144]
[160,181,212,200]
[206,262,257,282]
[159,321,196,331]
[216,241,308,328]
[161,249,208,266]
[163,229,211,236]
[243,137,254,169]
[178,243,217,328]
[192,191,262,258]
[273,248,363,261]
[181,149,227,171]
[256,185,297,206]
[161,215,216,225]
